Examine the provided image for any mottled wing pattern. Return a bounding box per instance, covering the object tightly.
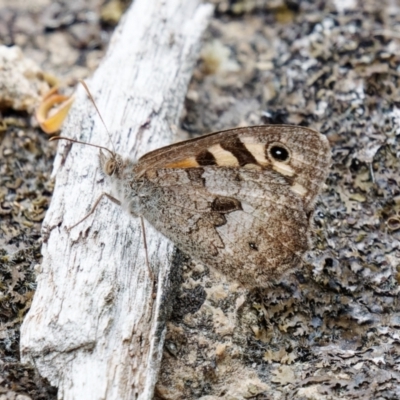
[134,125,331,288]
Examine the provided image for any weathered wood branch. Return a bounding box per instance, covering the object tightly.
[20,1,212,399]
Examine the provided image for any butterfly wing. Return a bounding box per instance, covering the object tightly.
[134,125,330,288]
[137,125,330,213]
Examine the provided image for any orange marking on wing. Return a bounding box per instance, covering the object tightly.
[165,157,200,169]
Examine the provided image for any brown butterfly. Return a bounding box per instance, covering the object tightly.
[53,124,330,288]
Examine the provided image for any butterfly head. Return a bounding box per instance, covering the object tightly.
[99,149,125,179]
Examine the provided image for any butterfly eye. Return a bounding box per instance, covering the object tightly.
[268,143,290,163]
[106,160,116,175]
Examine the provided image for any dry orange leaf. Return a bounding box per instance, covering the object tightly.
[36,86,75,134]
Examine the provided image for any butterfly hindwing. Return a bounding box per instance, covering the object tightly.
[135,164,310,286]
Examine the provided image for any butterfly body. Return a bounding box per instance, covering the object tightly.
[96,125,330,288]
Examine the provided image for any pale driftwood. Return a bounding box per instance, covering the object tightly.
[20,1,212,399]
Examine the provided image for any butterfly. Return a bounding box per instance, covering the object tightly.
[58,124,330,288]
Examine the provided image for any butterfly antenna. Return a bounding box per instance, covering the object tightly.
[79,79,116,154]
[50,136,114,157]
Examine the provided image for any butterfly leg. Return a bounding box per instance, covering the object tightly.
[140,216,156,288]
[67,192,121,231]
